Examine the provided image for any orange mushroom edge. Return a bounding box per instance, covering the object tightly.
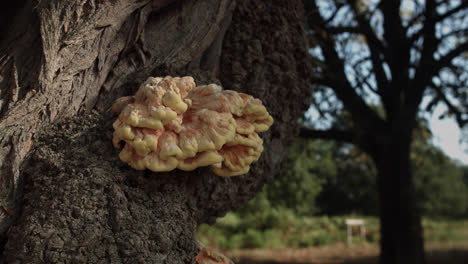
[111,76,274,177]
[195,241,234,264]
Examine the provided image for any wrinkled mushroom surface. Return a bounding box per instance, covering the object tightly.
[112,76,273,176]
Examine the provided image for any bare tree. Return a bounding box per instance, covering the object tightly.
[301,0,468,264]
[0,0,313,262]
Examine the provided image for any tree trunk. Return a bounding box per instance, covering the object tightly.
[374,122,425,264]
[0,0,313,262]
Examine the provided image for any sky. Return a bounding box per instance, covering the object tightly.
[306,100,468,166]
[403,0,468,164]
[429,105,468,165]
[310,0,468,165]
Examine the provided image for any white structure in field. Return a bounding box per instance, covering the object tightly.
[345,218,366,244]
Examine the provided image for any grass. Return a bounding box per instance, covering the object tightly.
[197,212,468,250]
[226,241,468,264]
[423,218,468,242]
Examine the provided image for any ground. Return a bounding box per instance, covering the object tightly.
[225,241,468,264]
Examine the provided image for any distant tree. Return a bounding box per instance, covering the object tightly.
[316,124,468,218]
[463,165,468,187]
[300,1,468,263]
[265,138,337,215]
[412,137,468,218]
[316,144,379,216]
[234,119,467,218]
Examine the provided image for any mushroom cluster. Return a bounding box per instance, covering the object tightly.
[112,76,273,176]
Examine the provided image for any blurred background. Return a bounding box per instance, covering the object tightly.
[197,136,468,263]
[197,0,468,263]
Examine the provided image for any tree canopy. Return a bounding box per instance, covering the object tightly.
[303,0,468,133]
[300,1,468,263]
[256,132,468,218]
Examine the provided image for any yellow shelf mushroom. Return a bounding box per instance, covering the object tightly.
[112,76,273,177]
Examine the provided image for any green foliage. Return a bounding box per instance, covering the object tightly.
[412,141,468,217]
[422,219,468,242]
[315,127,468,218]
[463,165,468,186]
[316,145,379,215]
[198,214,361,249]
[263,138,337,216]
[197,212,468,250]
[197,206,298,249]
[268,114,468,218]
[197,119,468,250]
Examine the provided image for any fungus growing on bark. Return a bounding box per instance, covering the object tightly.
[195,241,234,264]
[112,76,273,176]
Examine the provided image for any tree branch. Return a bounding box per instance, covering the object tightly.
[406,12,425,31]
[435,41,468,71]
[313,10,390,106]
[323,3,347,25]
[327,26,360,34]
[409,2,468,46]
[380,0,415,119]
[316,33,386,131]
[326,24,387,63]
[350,55,371,69]
[408,0,438,114]
[354,70,379,95]
[380,0,406,52]
[299,127,354,142]
[348,5,391,111]
[435,2,468,22]
[438,28,468,40]
[306,2,387,132]
[430,80,468,127]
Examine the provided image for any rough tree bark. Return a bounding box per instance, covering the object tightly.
[0,0,312,263]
